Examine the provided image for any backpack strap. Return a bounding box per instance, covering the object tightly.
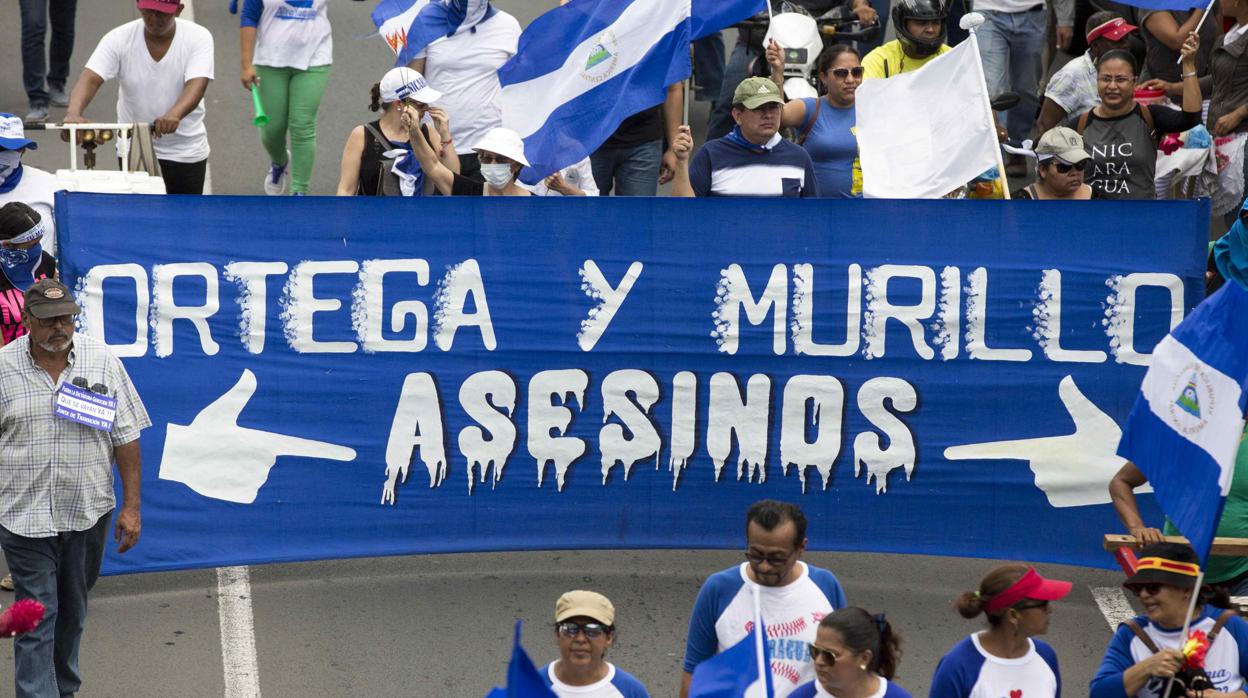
[1208,609,1238,645]
[1138,103,1157,141]
[1124,619,1163,654]
[1076,109,1091,135]
[363,122,395,151]
[797,97,823,146]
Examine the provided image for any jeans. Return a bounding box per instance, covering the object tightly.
[158,158,208,195]
[707,39,759,141]
[693,33,726,102]
[590,140,662,196]
[976,8,1046,143]
[0,512,110,698]
[19,0,78,107]
[254,65,331,194]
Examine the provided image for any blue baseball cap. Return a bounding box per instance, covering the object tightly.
[0,114,37,151]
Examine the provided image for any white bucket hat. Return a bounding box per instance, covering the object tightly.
[470,127,530,167]
[379,67,442,105]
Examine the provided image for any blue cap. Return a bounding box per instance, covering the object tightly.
[0,114,38,151]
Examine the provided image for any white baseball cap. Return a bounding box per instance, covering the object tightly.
[379,67,442,105]
[471,127,529,167]
[0,114,37,151]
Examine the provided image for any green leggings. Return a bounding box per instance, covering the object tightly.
[255,64,331,194]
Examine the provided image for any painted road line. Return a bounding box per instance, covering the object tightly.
[218,566,262,697]
[1091,586,1136,631]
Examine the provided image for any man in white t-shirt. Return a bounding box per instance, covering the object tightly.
[0,114,64,256]
[540,590,650,698]
[65,0,214,194]
[680,500,848,698]
[409,7,521,182]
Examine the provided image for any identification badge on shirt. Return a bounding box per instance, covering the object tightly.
[54,383,116,432]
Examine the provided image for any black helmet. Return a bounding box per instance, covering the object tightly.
[892,0,948,59]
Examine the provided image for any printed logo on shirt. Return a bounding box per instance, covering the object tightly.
[580,30,619,84]
[1088,141,1133,196]
[277,0,317,21]
[1169,365,1215,434]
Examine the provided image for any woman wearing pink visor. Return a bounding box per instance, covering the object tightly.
[930,565,1072,697]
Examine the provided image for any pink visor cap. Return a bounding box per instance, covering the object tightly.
[137,0,181,14]
[983,568,1073,614]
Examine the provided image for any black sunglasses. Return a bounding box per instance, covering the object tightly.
[745,549,794,567]
[808,644,842,664]
[829,67,865,80]
[1126,583,1165,596]
[1014,600,1050,611]
[1051,159,1088,174]
[555,621,612,639]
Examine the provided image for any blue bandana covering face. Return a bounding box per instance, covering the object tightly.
[0,152,22,193]
[0,241,42,291]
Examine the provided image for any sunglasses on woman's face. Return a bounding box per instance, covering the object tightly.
[1052,159,1088,174]
[808,644,843,664]
[829,67,865,80]
[1127,583,1165,596]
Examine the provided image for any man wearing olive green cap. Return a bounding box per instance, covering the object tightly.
[672,76,819,198]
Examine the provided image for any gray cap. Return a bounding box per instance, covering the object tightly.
[24,279,80,320]
[1035,126,1091,164]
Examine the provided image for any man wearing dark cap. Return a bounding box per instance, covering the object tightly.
[1,203,57,347]
[0,278,150,697]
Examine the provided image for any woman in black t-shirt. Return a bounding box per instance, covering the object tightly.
[1077,41,1202,200]
[0,202,56,347]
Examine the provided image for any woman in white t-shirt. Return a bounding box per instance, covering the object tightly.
[930,565,1071,698]
[66,0,215,194]
[239,0,332,196]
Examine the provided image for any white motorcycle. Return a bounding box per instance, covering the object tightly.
[738,3,881,100]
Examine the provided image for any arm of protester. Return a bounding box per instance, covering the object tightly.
[405,105,455,195]
[64,69,106,124]
[1036,98,1070,135]
[679,672,693,698]
[425,107,460,174]
[1215,104,1248,137]
[113,439,142,553]
[336,125,365,196]
[1179,31,1201,115]
[239,0,261,90]
[1053,0,1075,48]
[545,171,585,196]
[154,77,210,138]
[1108,462,1165,546]
[670,125,696,197]
[1144,9,1203,52]
[766,39,786,92]
[660,83,684,184]
[765,40,809,129]
[850,0,878,24]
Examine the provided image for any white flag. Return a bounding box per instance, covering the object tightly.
[856,38,999,199]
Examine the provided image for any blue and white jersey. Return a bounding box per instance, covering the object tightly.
[790,675,912,698]
[540,661,650,698]
[240,0,332,70]
[930,634,1060,698]
[1091,605,1248,698]
[688,134,819,198]
[684,561,847,698]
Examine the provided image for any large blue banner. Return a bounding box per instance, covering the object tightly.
[55,194,1208,574]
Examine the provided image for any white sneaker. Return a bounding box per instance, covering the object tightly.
[263,158,289,195]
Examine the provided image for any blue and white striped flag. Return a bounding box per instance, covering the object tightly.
[1117,280,1248,563]
[1113,0,1205,11]
[499,0,764,184]
[688,584,774,698]
[372,0,497,67]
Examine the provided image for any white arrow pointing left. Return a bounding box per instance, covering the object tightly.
[159,369,356,504]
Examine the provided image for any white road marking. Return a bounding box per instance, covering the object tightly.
[181,0,213,194]
[217,566,262,697]
[1092,586,1136,631]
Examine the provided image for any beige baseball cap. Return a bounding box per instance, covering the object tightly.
[1035,126,1091,164]
[555,590,615,625]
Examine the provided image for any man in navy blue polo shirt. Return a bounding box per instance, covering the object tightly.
[672,77,818,197]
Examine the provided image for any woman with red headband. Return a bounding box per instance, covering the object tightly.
[1090,542,1248,697]
[929,564,1071,698]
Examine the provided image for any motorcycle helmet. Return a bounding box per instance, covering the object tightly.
[892,0,948,58]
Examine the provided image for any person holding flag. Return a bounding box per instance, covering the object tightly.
[1090,542,1248,697]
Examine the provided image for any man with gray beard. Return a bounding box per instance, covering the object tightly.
[0,278,149,698]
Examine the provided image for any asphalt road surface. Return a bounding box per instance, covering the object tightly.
[0,2,1128,696]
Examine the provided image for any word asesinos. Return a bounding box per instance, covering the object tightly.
[75,259,1183,365]
[382,368,917,499]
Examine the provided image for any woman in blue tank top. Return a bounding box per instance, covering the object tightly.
[766,42,863,198]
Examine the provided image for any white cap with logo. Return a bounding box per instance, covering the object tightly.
[379,67,443,105]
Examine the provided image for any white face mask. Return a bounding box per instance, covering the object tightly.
[0,151,21,181]
[480,163,515,189]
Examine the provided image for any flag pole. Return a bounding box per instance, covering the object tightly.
[964,21,1011,199]
[751,584,769,693]
[1176,0,1217,64]
[1162,569,1206,697]
[684,77,691,126]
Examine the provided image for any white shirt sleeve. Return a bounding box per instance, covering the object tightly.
[183,24,216,81]
[571,159,599,196]
[84,26,125,81]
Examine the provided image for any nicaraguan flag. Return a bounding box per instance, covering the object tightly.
[482,620,558,698]
[688,591,774,698]
[372,0,497,66]
[499,0,764,184]
[1117,280,1248,563]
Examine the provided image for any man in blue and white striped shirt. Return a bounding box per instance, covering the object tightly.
[673,77,818,198]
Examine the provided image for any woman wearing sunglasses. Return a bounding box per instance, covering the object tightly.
[1090,543,1248,697]
[541,590,650,698]
[1014,127,1100,200]
[930,565,1070,698]
[1075,34,1201,200]
[764,42,864,199]
[789,607,909,698]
